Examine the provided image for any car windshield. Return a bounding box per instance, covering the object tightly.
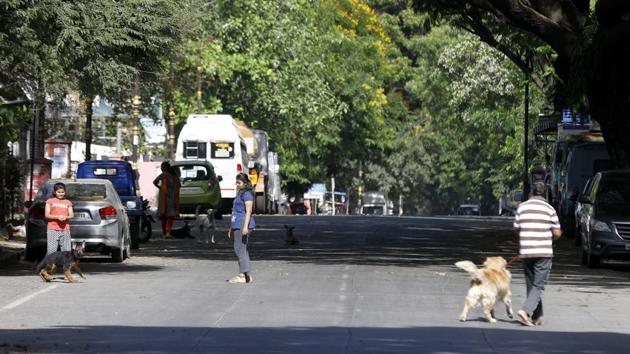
[176,165,210,181]
[36,183,107,201]
[597,179,630,205]
[65,184,108,201]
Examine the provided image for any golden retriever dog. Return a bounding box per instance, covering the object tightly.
[455,256,513,323]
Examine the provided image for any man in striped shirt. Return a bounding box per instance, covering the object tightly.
[513,181,562,326]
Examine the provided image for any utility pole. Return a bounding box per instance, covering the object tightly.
[168,105,176,159]
[357,162,363,213]
[131,73,141,165]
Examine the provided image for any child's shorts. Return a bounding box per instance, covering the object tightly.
[47,229,71,255]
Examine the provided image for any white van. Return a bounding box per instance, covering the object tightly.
[175,114,249,212]
[559,142,610,233]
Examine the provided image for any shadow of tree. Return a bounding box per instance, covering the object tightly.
[3,216,629,289]
[0,325,629,353]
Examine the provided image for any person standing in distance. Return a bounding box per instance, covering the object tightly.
[227,173,256,283]
[513,181,562,326]
[45,183,74,255]
[153,161,181,238]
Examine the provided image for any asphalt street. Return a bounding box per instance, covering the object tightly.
[1,215,630,353]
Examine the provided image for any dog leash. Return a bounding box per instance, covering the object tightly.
[507,254,521,265]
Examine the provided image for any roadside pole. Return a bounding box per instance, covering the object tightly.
[331,176,335,216]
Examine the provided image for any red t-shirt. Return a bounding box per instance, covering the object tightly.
[46,198,72,231]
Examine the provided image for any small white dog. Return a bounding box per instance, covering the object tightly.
[455,256,514,323]
[191,206,216,244]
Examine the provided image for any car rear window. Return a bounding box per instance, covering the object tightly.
[65,184,108,201]
[93,168,118,176]
[176,165,213,181]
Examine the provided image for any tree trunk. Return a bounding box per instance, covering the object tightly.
[587,11,630,169]
[83,96,94,161]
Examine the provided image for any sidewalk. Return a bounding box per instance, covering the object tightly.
[0,234,26,267]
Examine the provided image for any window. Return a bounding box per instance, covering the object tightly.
[176,165,212,181]
[65,184,108,201]
[93,168,118,176]
[183,141,207,158]
[211,142,235,158]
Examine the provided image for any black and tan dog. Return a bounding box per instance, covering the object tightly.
[284,224,299,246]
[36,242,86,283]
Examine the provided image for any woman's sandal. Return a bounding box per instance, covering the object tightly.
[245,274,253,283]
[227,275,246,283]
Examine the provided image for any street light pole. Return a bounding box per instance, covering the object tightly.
[131,74,140,165]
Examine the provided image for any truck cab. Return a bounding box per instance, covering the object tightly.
[77,160,143,249]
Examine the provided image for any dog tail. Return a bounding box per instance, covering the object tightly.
[455,261,482,278]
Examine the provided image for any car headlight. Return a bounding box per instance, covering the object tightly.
[126,201,137,209]
[592,220,612,232]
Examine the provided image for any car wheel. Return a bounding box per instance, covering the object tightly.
[130,221,140,249]
[140,218,152,242]
[583,248,601,268]
[124,237,131,260]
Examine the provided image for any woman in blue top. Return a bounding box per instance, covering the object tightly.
[227,173,256,283]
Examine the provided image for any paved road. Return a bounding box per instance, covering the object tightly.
[1,215,630,353]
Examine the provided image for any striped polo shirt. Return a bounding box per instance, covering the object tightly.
[513,196,561,258]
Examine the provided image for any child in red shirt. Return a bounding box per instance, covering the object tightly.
[44,182,74,255]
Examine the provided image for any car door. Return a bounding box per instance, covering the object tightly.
[581,173,601,247]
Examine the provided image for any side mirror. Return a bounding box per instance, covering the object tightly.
[217,175,223,182]
[24,200,33,209]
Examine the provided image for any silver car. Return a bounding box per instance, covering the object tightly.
[25,179,131,263]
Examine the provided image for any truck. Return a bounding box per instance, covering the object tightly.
[175,114,249,215]
[360,191,392,216]
[550,118,604,208]
[76,160,143,249]
[235,121,281,214]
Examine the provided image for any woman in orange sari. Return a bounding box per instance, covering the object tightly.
[153,161,181,238]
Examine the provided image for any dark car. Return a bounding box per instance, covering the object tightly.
[577,170,630,267]
[457,204,481,216]
[77,160,143,249]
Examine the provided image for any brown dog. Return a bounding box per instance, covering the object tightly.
[36,242,86,283]
[455,256,513,323]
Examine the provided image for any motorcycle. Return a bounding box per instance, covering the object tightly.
[139,199,155,242]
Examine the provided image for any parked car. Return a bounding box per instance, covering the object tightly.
[77,160,143,249]
[170,160,222,214]
[25,179,132,263]
[576,170,630,268]
[457,204,481,216]
[499,189,522,216]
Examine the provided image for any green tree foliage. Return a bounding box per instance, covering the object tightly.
[412,0,630,168]
[361,4,547,214]
[167,0,400,185]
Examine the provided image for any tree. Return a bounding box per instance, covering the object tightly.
[53,0,191,160]
[413,0,630,168]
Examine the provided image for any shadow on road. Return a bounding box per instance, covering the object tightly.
[1,325,629,353]
[4,216,629,289]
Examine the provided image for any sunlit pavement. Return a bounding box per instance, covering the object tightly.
[1,215,630,353]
